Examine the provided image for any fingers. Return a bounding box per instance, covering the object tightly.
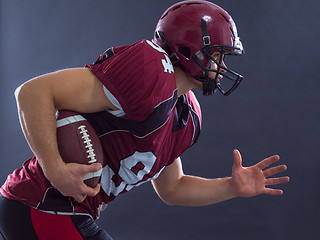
[84,183,101,197]
[263,188,284,195]
[232,149,242,168]
[265,176,290,186]
[263,164,287,178]
[74,184,101,203]
[67,163,102,202]
[256,155,280,170]
[263,176,290,196]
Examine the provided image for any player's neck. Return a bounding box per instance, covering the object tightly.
[174,67,201,97]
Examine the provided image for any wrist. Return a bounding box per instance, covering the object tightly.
[39,155,65,182]
[226,177,237,198]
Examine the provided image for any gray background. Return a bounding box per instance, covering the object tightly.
[1,0,319,239]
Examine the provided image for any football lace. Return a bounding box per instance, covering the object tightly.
[78,125,97,164]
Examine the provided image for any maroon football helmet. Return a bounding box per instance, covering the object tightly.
[154,0,244,95]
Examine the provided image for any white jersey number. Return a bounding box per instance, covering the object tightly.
[146,40,174,74]
[100,151,165,196]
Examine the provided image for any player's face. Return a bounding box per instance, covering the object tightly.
[208,52,227,82]
[190,52,228,91]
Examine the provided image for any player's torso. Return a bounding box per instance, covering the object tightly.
[78,40,202,218]
[81,90,201,219]
[1,39,202,219]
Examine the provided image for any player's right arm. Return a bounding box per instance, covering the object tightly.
[15,68,117,202]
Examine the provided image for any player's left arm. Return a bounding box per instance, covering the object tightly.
[151,150,290,206]
[152,157,236,206]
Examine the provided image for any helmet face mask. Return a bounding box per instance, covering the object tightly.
[193,43,244,96]
[154,0,245,96]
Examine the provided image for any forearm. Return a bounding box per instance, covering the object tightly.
[15,77,63,177]
[163,175,236,206]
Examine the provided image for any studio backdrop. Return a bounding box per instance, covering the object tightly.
[1,0,319,239]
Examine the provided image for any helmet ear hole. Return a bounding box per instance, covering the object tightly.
[178,46,190,59]
[155,31,161,40]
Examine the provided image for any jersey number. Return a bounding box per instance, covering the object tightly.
[100,151,165,196]
[146,40,174,74]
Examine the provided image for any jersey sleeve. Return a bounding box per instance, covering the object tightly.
[86,40,177,122]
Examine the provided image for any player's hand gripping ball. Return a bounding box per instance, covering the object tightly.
[56,110,104,188]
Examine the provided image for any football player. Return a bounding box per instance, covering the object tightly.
[0,1,289,239]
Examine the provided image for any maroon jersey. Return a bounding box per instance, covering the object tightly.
[1,40,202,219]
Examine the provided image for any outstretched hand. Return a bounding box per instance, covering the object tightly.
[231,149,290,197]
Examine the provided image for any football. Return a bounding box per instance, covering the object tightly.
[56,110,104,188]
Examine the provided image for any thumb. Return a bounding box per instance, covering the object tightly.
[87,163,102,173]
[79,163,102,174]
[233,149,242,168]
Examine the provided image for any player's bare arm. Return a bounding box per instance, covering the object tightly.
[152,150,289,206]
[15,68,117,202]
[152,157,236,206]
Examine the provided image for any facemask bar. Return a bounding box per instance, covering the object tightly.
[193,45,244,96]
[193,19,244,96]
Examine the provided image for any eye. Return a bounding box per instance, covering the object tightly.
[211,53,221,61]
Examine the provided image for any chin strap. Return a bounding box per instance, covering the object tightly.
[156,31,179,63]
[201,19,211,47]
[200,19,216,95]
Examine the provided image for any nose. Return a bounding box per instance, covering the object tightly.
[219,59,227,73]
[210,59,227,75]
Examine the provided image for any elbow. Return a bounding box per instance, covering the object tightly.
[14,83,28,107]
[164,201,178,207]
[14,77,50,108]
[160,197,176,206]
[14,85,20,100]
[14,81,37,110]
[157,191,179,206]
[14,83,26,101]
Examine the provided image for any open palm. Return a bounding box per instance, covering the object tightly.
[231,150,290,197]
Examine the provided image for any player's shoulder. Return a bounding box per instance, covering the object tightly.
[113,39,174,77]
[122,40,177,121]
[115,39,168,57]
[89,39,177,122]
